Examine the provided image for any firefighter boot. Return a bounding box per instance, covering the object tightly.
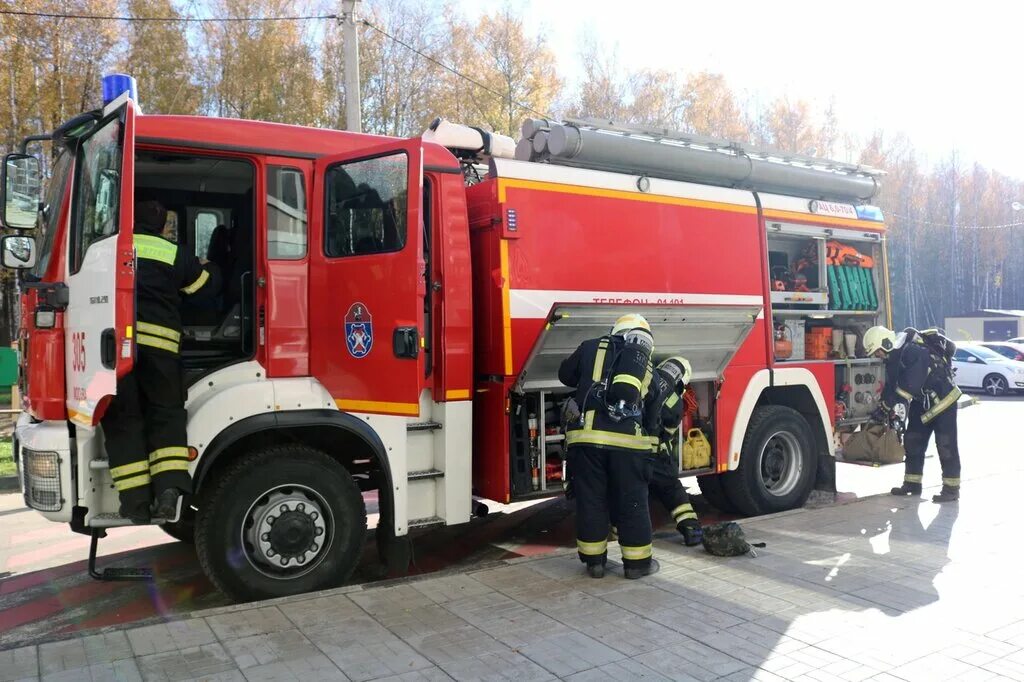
[678,519,703,547]
[890,482,922,497]
[119,500,151,525]
[586,562,606,579]
[932,485,960,503]
[152,488,182,520]
[624,558,660,580]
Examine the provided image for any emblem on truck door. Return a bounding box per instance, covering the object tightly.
[345,302,373,358]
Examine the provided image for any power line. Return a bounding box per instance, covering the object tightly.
[0,9,335,22]
[359,18,553,120]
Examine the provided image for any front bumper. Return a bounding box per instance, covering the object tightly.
[15,413,73,522]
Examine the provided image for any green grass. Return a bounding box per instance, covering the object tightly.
[0,439,13,477]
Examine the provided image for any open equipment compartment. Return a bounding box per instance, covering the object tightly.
[765,220,889,427]
[506,303,760,500]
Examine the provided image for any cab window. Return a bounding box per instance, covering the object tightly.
[70,115,123,273]
[267,166,306,259]
[324,152,407,258]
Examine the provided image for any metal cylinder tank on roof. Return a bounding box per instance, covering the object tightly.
[518,121,880,203]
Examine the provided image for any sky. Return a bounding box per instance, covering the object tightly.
[458,0,1024,181]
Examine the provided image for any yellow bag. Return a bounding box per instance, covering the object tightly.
[682,428,711,469]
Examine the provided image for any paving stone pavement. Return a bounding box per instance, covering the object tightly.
[4,469,1024,681]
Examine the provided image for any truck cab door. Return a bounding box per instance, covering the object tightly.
[64,95,137,426]
[311,140,425,416]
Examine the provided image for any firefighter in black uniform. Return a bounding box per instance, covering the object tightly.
[644,356,703,545]
[559,313,659,579]
[101,200,220,523]
[863,326,962,503]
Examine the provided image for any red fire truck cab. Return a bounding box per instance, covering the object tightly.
[2,89,890,601]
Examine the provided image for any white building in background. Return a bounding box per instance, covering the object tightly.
[944,310,1024,342]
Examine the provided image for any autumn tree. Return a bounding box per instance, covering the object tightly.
[679,71,747,139]
[450,7,561,137]
[201,0,322,125]
[123,0,203,115]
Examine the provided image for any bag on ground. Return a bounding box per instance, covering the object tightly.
[701,522,764,557]
[842,423,905,465]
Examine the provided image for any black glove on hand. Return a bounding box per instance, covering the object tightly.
[678,518,703,547]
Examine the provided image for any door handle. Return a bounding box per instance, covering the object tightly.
[100,328,116,369]
[393,327,419,359]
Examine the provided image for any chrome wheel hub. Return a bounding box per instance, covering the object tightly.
[243,486,332,578]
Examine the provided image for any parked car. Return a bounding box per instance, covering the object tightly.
[978,341,1024,362]
[1010,337,1024,345]
[952,344,1024,396]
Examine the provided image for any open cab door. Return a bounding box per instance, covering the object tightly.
[310,139,425,415]
[65,95,137,426]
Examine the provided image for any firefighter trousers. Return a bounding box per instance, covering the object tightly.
[649,449,696,529]
[102,349,192,514]
[902,400,960,488]
[570,444,653,570]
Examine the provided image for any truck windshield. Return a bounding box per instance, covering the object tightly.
[31,150,72,278]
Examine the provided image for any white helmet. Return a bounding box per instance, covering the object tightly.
[863,326,896,355]
[611,313,650,336]
[658,356,691,388]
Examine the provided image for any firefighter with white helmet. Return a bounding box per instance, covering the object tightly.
[559,312,659,579]
[864,325,962,503]
[644,356,703,545]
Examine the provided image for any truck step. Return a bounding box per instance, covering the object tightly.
[408,469,444,481]
[91,512,173,528]
[407,421,442,432]
[408,515,445,529]
[89,530,152,581]
[89,459,109,470]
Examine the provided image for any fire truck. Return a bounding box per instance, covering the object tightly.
[1,80,891,601]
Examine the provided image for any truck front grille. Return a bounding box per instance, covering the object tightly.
[21,448,61,511]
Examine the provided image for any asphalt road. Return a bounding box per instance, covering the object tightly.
[0,394,1015,651]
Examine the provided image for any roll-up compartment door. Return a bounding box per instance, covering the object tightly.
[514,304,762,392]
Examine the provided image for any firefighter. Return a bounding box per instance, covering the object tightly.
[101,200,220,523]
[863,326,962,503]
[644,356,703,546]
[559,313,659,580]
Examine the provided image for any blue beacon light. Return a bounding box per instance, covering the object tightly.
[101,74,138,107]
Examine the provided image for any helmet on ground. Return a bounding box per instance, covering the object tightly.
[863,326,897,355]
[658,356,691,389]
[611,313,650,336]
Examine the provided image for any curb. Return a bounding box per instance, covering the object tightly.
[958,395,980,409]
[0,475,19,493]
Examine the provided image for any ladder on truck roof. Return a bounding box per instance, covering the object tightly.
[517,116,885,204]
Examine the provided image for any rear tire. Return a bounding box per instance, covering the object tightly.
[723,405,817,516]
[195,444,366,602]
[696,474,738,514]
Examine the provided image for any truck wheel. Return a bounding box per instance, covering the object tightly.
[195,444,366,602]
[160,505,195,544]
[723,405,816,516]
[696,474,738,514]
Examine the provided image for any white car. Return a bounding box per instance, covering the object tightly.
[979,341,1024,362]
[952,344,1024,396]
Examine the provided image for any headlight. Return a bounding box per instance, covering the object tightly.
[23,450,59,478]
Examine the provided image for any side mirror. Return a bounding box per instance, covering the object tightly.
[1,235,37,269]
[2,153,41,230]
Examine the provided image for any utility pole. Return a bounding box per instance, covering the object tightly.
[341,0,362,133]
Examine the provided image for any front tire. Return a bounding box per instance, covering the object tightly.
[983,374,1008,397]
[723,405,817,516]
[696,474,738,514]
[195,444,366,602]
